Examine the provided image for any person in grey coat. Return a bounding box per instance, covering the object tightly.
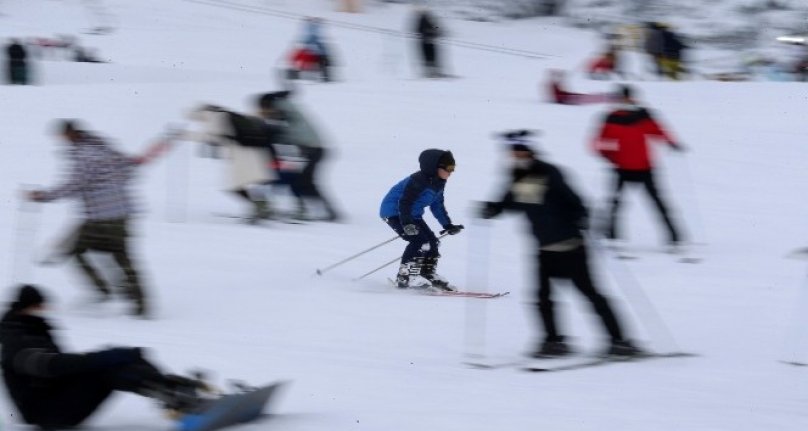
[258,91,341,221]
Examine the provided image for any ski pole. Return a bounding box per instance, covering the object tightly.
[669,152,708,245]
[352,232,450,281]
[586,231,680,353]
[10,190,43,285]
[315,235,400,276]
[780,269,808,366]
[464,218,492,360]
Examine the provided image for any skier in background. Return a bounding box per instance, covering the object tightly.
[591,85,685,249]
[479,130,641,358]
[380,149,463,291]
[0,284,209,429]
[299,17,333,82]
[413,5,446,78]
[6,38,29,84]
[26,120,172,317]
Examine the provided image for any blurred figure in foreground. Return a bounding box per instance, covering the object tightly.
[187,105,277,223]
[26,120,172,317]
[591,85,685,248]
[479,130,641,358]
[258,91,341,221]
[0,285,212,429]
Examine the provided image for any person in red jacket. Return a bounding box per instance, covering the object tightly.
[592,85,684,246]
[547,69,614,105]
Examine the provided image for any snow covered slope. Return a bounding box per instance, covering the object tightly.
[1,1,807,430]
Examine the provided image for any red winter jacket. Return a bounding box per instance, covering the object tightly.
[592,105,677,171]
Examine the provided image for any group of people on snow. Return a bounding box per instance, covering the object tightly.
[0,4,697,428]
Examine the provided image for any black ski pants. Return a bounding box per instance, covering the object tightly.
[606,169,680,243]
[536,245,624,343]
[20,355,165,429]
[385,217,440,265]
[418,39,439,75]
[296,146,339,220]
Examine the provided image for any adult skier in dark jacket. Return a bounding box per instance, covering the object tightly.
[380,149,463,290]
[480,131,640,358]
[413,6,445,78]
[0,285,207,430]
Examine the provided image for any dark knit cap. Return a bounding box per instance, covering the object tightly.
[11,284,46,311]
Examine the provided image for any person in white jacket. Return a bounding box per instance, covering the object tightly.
[187,105,275,222]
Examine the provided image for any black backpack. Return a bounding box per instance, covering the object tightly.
[222,110,272,148]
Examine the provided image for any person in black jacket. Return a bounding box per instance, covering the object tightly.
[479,131,640,358]
[6,38,29,85]
[413,6,445,78]
[0,285,208,430]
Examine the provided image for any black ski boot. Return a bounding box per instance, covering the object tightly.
[420,257,454,291]
[531,340,573,358]
[605,339,644,358]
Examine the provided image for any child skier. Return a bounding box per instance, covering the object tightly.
[379,149,463,290]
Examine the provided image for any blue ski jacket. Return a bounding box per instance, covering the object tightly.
[379,149,453,227]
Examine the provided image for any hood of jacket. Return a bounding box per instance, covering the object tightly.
[418,148,451,177]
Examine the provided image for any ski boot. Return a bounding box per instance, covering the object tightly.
[531,339,573,358]
[420,257,455,292]
[395,261,431,289]
[604,339,644,358]
[149,374,218,419]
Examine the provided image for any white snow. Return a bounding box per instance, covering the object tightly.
[1,0,808,430]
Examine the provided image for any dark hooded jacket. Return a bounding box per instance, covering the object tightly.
[379,149,453,227]
[487,158,587,247]
[0,308,141,427]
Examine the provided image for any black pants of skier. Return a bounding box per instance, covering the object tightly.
[385,217,439,264]
[606,169,680,243]
[69,219,146,313]
[297,146,339,220]
[419,39,439,76]
[8,61,28,84]
[24,354,167,428]
[536,245,624,343]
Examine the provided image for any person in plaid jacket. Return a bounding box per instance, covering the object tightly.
[27,120,172,318]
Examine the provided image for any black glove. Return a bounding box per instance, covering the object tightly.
[441,224,464,235]
[479,202,502,219]
[402,224,419,236]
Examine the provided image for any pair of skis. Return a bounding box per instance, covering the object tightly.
[386,278,509,299]
[467,352,698,373]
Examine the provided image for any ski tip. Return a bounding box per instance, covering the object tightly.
[780,360,808,367]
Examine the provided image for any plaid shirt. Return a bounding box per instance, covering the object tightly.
[40,132,138,221]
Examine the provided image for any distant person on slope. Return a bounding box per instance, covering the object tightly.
[412,5,448,78]
[0,284,212,429]
[26,120,172,318]
[299,17,333,82]
[380,149,463,291]
[6,38,30,85]
[591,85,685,249]
[479,130,642,358]
[547,69,614,105]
